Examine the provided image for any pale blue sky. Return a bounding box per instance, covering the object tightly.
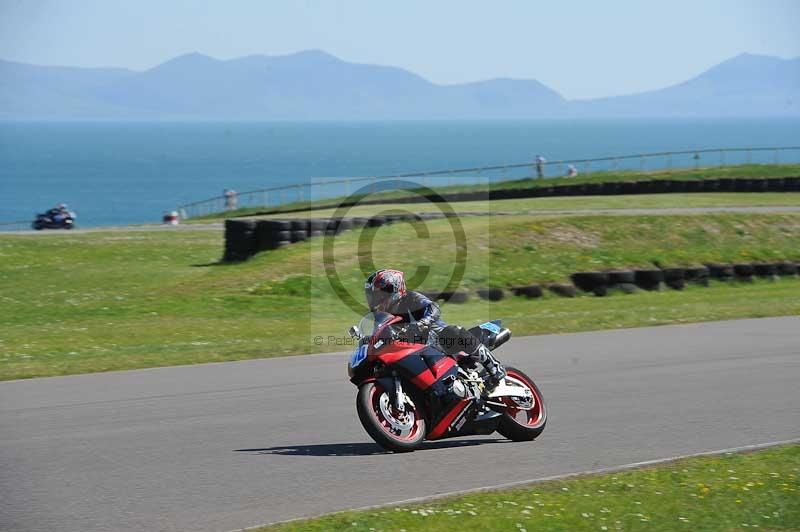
[1,0,798,99]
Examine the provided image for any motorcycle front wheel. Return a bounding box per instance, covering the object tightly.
[496,366,547,441]
[356,381,426,452]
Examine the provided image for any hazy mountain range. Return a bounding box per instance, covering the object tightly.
[1,50,797,120]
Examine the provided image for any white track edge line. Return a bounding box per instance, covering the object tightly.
[232,437,800,532]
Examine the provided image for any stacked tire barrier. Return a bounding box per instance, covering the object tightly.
[564,261,797,297]
[240,176,800,218]
[447,259,796,303]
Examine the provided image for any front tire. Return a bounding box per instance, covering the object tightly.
[356,381,426,452]
[496,366,547,441]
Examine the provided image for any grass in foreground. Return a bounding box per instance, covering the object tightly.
[2,212,799,380]
[192,163,800,221]
[261,444,800,532]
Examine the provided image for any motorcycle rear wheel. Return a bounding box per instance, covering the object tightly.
[356,382,426,452]
[496,366,547,441]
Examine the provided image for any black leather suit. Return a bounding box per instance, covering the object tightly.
[385,291,482,356]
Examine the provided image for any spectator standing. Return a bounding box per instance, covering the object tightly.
[535,155,546,178]
[224,189,238,211]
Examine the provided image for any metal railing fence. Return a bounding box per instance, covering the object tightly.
[3,146,797,229]
[176,146,800,219]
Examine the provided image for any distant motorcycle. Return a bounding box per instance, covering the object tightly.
[347,312,547,452]
[32,212,75,230]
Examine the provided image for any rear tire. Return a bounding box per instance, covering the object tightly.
[496,366,547,441]
[356,382,425,452]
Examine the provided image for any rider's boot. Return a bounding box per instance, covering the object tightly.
[474,344,506,392]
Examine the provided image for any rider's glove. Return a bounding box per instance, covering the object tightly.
[416,318,433,330]
[405,322,426,343]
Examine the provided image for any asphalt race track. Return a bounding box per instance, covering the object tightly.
[1,317,798,532]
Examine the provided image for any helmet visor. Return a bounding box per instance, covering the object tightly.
[365,288,389,312]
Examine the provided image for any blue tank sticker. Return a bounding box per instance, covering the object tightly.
[479,321,501,334]
[350,344,368,368]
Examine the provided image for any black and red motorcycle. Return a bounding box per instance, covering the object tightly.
[347,312,546,452]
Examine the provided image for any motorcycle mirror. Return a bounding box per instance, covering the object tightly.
[348,325,362,339]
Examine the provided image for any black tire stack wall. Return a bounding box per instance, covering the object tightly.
[706,263,734,281]
[634,269,664,291]
[607,270,637,293]
[570,272,610,296]
[223,220,257,262]
[477,287,505,301]
[733,263,755,282]
[753,263,778,280]
[511,285,544,298]
[685,266,710,286]
[662,267,686,290]
[777,262,798,276]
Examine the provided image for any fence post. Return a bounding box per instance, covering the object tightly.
[747,149,752,165]
[720,149,726,167]
[613,158,618,172]
[774,149,779,164]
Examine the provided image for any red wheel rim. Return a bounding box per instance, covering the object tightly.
[502,370,545,427]
[369,384,423,442]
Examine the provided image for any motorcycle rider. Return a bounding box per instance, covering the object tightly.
[46,203,72,224]
[364,269,506,389]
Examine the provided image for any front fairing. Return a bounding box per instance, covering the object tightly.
[347,337,371,382]
[347,312,396,380]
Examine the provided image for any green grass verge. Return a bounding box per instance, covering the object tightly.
[242,192,800,220]
[2,212,799,380]
[190,164,800,221]
[259,444,800,531]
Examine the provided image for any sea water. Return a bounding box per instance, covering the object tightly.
[1,118,799,227]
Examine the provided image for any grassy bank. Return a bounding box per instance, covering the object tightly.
[244,192,800,220]
[1,211,799,380]
[260,444,800,531]
[192,163,800,221]
[233,192,800,223]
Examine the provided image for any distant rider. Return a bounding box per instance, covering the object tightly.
[47,203,71,224]
[364,269,506,389]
